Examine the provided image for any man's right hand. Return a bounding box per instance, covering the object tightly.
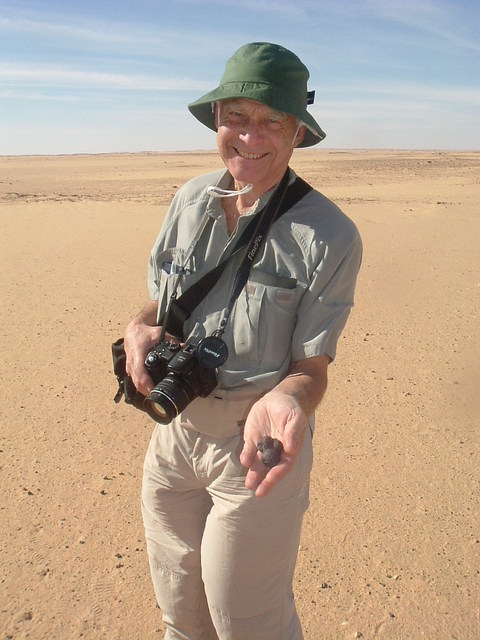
[124,300,177,396]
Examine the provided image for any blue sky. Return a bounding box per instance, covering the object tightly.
[0,0,479,155]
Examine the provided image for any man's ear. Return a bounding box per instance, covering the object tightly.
[294,124,306,148]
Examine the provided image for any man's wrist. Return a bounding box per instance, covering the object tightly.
[129,300,158,329]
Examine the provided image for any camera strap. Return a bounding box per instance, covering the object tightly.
[162,168,312,340]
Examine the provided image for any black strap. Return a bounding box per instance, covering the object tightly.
[163,173,312,339]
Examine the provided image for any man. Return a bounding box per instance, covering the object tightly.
[124,42,362,639]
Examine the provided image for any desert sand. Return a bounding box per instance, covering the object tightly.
[1,150,479,640]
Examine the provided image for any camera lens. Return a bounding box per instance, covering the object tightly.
[144,396,172,423]
[143,375,194,424]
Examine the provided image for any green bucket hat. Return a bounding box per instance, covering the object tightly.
[188,42,326,148]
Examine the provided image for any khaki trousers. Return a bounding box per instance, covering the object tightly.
[141,401,313,640]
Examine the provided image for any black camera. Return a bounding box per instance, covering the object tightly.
[143,336,228,424]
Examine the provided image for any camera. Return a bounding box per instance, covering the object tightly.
[143,336,228,424]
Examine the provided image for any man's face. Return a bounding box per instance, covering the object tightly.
[215,98,305,194]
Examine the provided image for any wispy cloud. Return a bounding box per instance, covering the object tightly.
[365,0,480,52]
[319,97,475,122]
[178,0,306,18]
[330,81,480,106]
[0,9,236,60]
[293,0,480,53]
[0,14,132,45]
[0,63,209,92]
[0,89,103,103]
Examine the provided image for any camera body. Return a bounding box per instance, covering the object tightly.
[144,340,181,384]
[143,340,220,424]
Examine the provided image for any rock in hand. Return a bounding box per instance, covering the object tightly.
[257,436,283,469]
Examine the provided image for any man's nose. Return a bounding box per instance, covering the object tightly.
[238,119,265,143]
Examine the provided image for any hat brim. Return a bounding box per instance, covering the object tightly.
[188,83,326,148]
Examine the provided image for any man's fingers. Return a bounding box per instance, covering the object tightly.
[243,444,296,497]
[244,452,267,491]
[128,363,154,396]
[240,439,258,468]
[252,458,292,497]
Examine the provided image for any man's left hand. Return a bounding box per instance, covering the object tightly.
[240,392,308,498]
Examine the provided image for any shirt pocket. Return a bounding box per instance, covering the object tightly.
[228,270,304,369]
[153,247,198,307]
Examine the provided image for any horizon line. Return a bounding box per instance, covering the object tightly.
[1,147,479,159]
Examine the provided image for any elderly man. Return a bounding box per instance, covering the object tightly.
[124,42,362,640]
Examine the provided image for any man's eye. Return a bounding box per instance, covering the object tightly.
[267,117,284,130]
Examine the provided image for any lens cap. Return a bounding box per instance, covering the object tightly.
[196,336,229,369]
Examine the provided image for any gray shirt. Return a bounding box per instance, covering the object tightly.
[148,167,362,396]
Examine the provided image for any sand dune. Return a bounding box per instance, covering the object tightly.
[1,150,478,639]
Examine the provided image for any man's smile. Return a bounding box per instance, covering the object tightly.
[234,147,268,160]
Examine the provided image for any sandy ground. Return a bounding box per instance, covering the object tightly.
[1,150,479,640]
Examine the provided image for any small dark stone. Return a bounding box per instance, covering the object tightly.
[257,436,283,468]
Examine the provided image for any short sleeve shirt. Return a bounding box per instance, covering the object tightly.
[147,168,362,395]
